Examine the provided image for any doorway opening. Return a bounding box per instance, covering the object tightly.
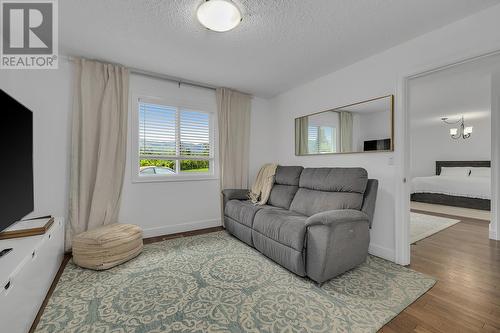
[397,52,500,266]
[407,55,497,247]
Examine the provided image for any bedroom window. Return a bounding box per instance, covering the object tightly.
[308,125,337,154]
[135,100,215,181]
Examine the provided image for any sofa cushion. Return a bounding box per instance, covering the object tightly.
[290,168,368,216]
[268,185,298,210]
[290,189,365,216]
[298,167,368,192]
[224,200,271,228]
[274,165,303,185]
[253,208,308,251]
[268,166,303,209]
[252,230,306,276]
[224,216,253,246]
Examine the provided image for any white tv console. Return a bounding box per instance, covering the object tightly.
[0,217,65,333]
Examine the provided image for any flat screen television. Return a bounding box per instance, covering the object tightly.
[364,138,391,152]
[0,89,34,232]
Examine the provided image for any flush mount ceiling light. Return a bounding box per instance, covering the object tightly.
[197,0,242,32]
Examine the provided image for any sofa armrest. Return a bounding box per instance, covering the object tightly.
[305,209,370,284]
[222,189,249,210]
[305,209,369,227]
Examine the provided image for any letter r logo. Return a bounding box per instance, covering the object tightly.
[2,2,53,54]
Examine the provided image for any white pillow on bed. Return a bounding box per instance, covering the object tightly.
[470,167,491,178]
[440,167,470,177]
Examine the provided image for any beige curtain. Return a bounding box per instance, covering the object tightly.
[67,58,129,250]
[216,88,251,190]
[295,117,309,155]
[340,111,353,153]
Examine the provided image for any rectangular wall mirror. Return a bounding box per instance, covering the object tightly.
[295,95,394,155]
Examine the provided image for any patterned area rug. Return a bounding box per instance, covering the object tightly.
[411,212,461,243]
[35,231,435,333]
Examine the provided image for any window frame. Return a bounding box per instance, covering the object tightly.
[131,96,218,183]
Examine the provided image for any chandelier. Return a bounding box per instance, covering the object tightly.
[441,115,473,140]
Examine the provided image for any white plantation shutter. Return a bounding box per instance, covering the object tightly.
[308,126,319,153]
[139,102,177,159]
[138,101,213,173]
[180,110,211,158]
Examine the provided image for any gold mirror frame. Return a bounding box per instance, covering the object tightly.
[294,95,394,156]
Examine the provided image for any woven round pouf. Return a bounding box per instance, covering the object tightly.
[73,223,143,270]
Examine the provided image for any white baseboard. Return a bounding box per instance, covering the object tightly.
[490,229,498,240]
[368,243,395,262]
[142,218,222,238]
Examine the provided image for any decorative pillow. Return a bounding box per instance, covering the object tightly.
[440,167,470,177]
[469,167,491,178]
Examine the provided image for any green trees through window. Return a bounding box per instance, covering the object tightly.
[140,159,209,172]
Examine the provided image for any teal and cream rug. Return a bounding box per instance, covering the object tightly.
[35,231,435,333]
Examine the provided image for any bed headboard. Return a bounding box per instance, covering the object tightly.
[436,161,491,175]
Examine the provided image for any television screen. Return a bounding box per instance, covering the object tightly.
[364,138,391,151]
[0,89,34,232]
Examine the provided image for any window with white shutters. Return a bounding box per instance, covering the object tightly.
[137,101,214,178]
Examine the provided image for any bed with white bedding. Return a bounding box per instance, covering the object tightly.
[411,161,491,210]
[412,175,491,200]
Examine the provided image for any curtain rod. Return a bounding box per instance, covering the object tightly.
[65,55,217,91]
[130,67,217,91]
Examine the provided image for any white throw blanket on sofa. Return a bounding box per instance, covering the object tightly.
[249,164,278,205]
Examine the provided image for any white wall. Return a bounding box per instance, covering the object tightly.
[249,97,274,183]
[264,4,500,261]
[0,61,74,221]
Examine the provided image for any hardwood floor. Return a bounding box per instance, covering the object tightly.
[143,226,224,244]
[381,210,500,333]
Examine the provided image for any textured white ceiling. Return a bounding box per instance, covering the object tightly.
[60,0,500,97]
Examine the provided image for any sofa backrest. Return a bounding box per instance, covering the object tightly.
[289,168,368,216]
[268,166,304,209]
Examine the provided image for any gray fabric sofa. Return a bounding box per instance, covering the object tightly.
[223,166,378,284]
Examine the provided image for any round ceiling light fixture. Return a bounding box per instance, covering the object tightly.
[197,0,242,32]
